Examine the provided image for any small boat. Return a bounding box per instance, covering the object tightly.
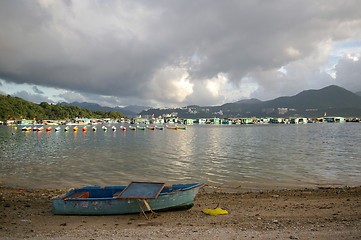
[177,126,187,130]
[82,126,87,132]
[112,126,117,132]
[147,126,155,130]
[73,127,78,132]
[55,127,61,131]
[166,125,178,130]
[92,126,97,131]
[64,126,69,132]
[137,126,146,130]
[52,182,203,215]
[22,127,32,132]
[120,126,126,131]
[44,121,58,125]
[32,127,38,131]
[46,127,52,132]
[102,126,107,131]
[37,127,44,132]
[129,126,136,131]
[155,126,164,130]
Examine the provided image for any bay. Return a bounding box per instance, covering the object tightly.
[0,123,360,190]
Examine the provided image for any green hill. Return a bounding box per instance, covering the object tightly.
[0,94,124,120]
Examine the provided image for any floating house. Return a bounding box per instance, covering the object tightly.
[239,118,258,124]
[67,118,91,125]
[208,118,221,124]
[196,119,207,124]
[323,117,345,123]
[290,118,308,124]
[16,119,36,125]
[183,119,194,125]
[269,118,286,124]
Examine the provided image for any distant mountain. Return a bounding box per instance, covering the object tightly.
[140,85,361,118]
[121,105,150,115]
[234,98,262,104]
[58,102,149,117]
[266,85,361,109]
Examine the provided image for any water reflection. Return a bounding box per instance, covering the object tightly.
[0,123,360,189]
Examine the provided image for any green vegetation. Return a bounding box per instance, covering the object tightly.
[0,94,124,120]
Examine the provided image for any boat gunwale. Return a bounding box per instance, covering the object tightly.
[55,183,203,201]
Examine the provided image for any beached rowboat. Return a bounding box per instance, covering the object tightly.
[52,182,203,215]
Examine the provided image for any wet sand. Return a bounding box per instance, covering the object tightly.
[0,184,360,239]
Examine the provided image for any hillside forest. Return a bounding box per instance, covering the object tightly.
[0,94,124,120]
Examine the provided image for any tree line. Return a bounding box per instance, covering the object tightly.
[0,94,124,120]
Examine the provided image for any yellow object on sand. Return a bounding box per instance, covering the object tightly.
[203,208,228,216]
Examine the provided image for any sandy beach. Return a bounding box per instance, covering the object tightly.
[0,184,360,240]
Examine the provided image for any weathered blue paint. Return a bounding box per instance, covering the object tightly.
[52,183,203,215]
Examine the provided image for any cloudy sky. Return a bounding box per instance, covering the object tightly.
[1,1,361,108]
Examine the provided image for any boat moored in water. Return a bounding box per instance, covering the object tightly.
[166,125,178,130]
[22,127,32,132]
[147,126,155,130]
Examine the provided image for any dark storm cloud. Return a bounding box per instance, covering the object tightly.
[0,1,360,106]
[335,57,361,92]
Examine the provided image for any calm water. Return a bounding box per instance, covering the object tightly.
[0,123,360,190]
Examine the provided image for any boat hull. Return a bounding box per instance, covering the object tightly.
[52,183,202,215]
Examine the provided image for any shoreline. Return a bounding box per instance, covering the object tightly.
[1,184,360,239]
[1,178,358,193]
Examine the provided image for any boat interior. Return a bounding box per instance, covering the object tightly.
[60,183,202,200]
